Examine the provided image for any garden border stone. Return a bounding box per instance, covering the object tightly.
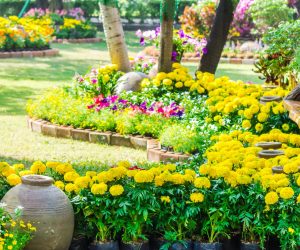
[27,117,190,163]
[52,38,102,44]
[0,49,59,59]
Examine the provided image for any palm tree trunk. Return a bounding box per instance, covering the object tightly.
[99,2,131,72]
[198,0,235,74]
[158,0,176,73]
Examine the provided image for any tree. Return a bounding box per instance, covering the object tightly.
[49,0,63,11]
[99,0,131,72]
[198,0,236,74]
[158,0,176,73]
[36,0,49,9]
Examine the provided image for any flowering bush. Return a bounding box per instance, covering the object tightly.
[136,28,207,62]
[130,55,156,74]
[70,64,122,97]
[1,146,300,249]
[0,16,53,51]
[0,203,36,250]
[179,0,254,38]
[25,7,96,39]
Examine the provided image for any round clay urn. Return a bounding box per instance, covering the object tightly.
[1,175,74,250]
[260,96,282,104]
[255,141,282,150]
[258,150,284,159]
[272,166,284,174]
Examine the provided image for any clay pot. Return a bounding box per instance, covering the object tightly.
[272,166,284,174]
[261,85,278,90]
[2,175,74,250]
[257,150,284,159]
[170,240,193,250]
[259,96,282,104]
[255,142,282,150]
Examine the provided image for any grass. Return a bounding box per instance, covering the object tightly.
[0,31,264,166]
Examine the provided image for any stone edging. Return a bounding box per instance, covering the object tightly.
[283,100,300,127]
[27,117,190,163]
[52,38,102,44]
[0,49,59,59]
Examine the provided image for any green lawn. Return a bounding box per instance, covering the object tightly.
[0,32,264,166]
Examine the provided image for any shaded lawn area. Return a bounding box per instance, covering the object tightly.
[0,32,264,165]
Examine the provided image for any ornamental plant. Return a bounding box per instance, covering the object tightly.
[254,20,300,88]
[0,205,36,250]
[136,28,207,62]
[0,16,53,51]
[70,64,123,98]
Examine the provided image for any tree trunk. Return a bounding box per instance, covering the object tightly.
[36,0,49,9]
[158,0,176,73]
[99,3,131,72]
[198,0,235,74]
[49,0,63,11]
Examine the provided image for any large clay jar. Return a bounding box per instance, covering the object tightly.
[1,175,74,250]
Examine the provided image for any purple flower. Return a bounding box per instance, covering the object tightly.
[178,30,185,38]
[202,47,208,54]
[140,37,145,46]
[91,78,98,84]
[171,51,178,62]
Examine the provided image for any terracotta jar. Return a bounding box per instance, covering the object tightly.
[260,96,282,104]
[255,142,282,150]
[257,150,284,159]
[1,175,74,250]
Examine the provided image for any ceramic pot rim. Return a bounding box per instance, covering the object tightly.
[21,175,53,186]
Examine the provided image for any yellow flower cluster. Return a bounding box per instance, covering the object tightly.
[141,63,206,94]
[204,130,300,205]
[0,16,54,50]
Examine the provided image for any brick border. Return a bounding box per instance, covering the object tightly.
[0,49,59,59]
[27,117,190,163]
[52,38,102,44]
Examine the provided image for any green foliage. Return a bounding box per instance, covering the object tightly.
[254,20,300,86]
[249,0,295,34]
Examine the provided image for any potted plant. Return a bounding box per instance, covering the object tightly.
[74,187,120,250]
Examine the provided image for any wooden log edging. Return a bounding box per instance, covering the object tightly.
[52,38,102,44]
[0,49,59,59]
[27,117,191,163]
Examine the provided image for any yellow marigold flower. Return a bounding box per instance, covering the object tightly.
[91,183,108,195]
[162,79,172,86]
[265,191,279,205]
[134,171,154,183]
[12,164,24,171]
[194,177,211,189]
[160,196,171,203]
[0,162,10,173]
[170,173,185,185]
[55,163,73,175]
[257,112,268,122]
[12,240,17,245]
[154,175,164,187]
[172,63,181,69]
[30,161,46,174]
[296,176,300,186]
[242,120,251,129]
[255,123,263,132]
[74,176,90,189]
[190,192,204,203]
[64,171,79,182]
[117,160,131,169]
[65,183,76,193]
[288,228,295,234]
[283,162,298,174]
[296,194,300,203]
[109,185,124,196]
[86,171,97,177]
[279,187,294,199]
[19,170,33,177]
[282,124,290,132]
[46,161,60,169]
[175,81,183,88]
[6,174,21,186]
[54,181,64,190]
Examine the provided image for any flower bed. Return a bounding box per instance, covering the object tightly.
[1,128,300,249]
[0,16,54,52]
[27,63,299,157]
